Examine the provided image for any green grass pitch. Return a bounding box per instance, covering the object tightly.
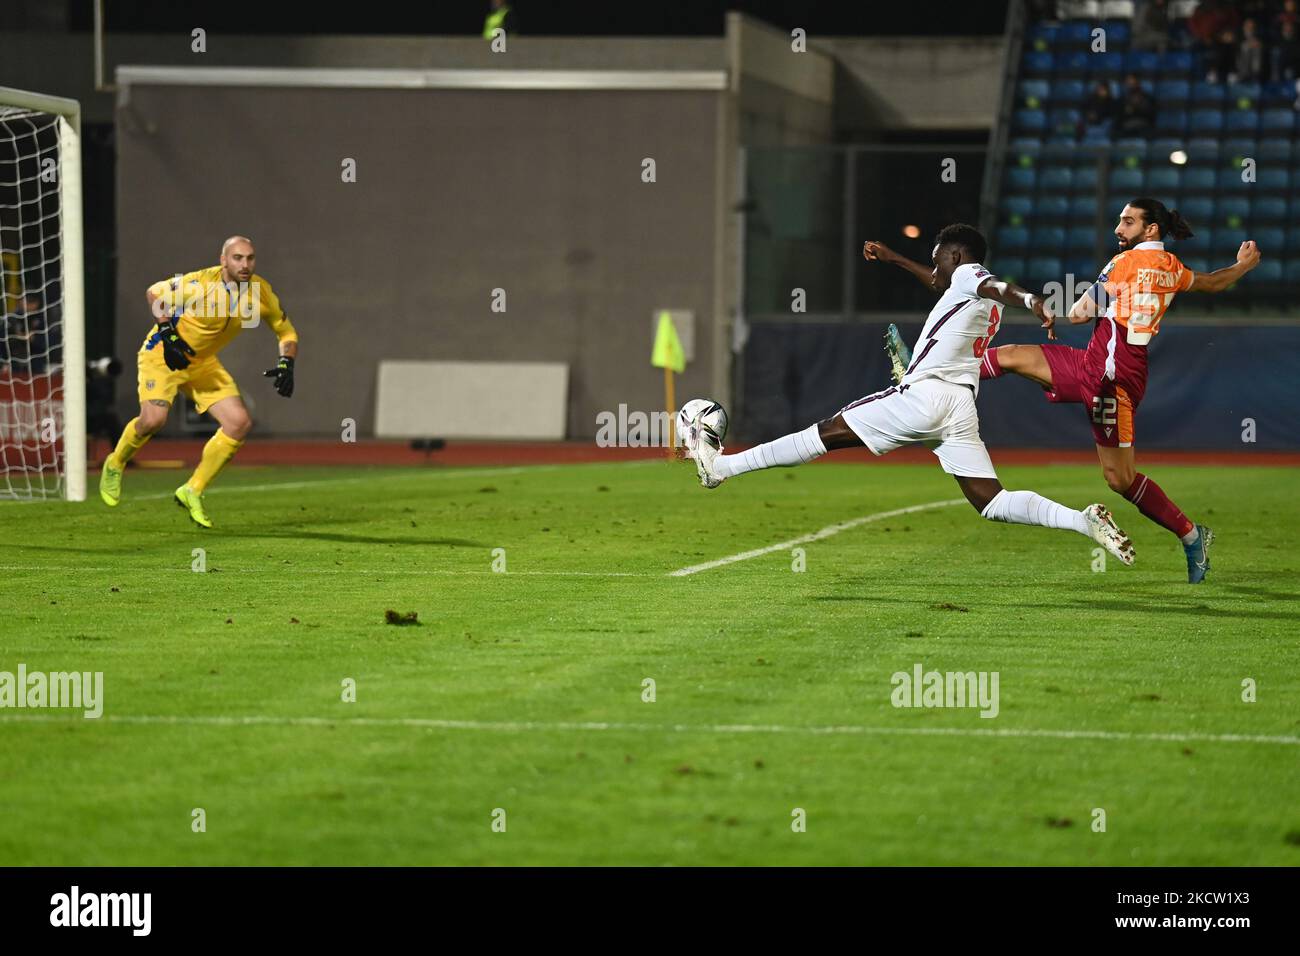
[1,459,1297,865]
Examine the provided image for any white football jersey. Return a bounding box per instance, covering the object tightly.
[900,262,1002,393]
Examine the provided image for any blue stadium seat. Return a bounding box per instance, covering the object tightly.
[1069,196,1096,219]
[1155,109,1188,134]
[1026,22,1061,48]
[1027,257,1064,286]
[1260,110,1295,135]
[1214,228,1248,251]
[1184,138,1220,163]
[1040,140,1077,164]
[1216,169,1250,192]
[1182,168,1216,192]
[1102,20,1131,47]
[1005,167,1037,192]
[1092,51,1126,75]
[1108,167,1144,192]
[1159,51,1194,73]
[1190,109,1225,134]
[1051,79,1086,103]
[1032,225,1067,250]
[1285,259,1300,284]
[1023,51,1055,75]
[1037,195,1071,220]
[1039,166,1073,190]
[1190,81,1225,106]
[1002,195,1035,223]
[1216,197,1250,223]
[1015,109,1048,133]
[1110,138,1148,163]
[1225,111,1259,134]
[1081,125,1113,146]
[1261,81,1294,107]
[1252,228,1285,253]
[997,256,1026,281]
[1146,167,1182,192]
[1221,138,1257,161]
[1181,255,1210,273]
[1154,80,1191,106]
[1256,139,1292,163]
[1022,79,1051,101]
[1177,196,1214,222]
[1048,107,1082,133]
[1226,82,1262,105]
[1060,21,1095,47]
[1008,137,1043,163]
[1060,51,1092,73]
[1066,225,1096,251]
[1257,168,1290,192]
[1251,260,1283,283]
[1124,50,1159,73]
[1067,258,1098,283]
[998,226,1030,251]
[1180,230,1212,254]
[1286,225,1300,251]
[1072,166,1099,191]
[1250,196,1288,222]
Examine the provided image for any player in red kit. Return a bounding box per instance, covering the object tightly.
[973,199,1260,583]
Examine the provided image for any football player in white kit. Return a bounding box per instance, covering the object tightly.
[684,223,1135,566]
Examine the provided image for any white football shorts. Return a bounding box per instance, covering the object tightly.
[837,377,998,479]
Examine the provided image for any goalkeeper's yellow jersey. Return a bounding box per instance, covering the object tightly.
[141,266,297,361]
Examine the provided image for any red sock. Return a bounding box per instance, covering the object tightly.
[979,347,1003,380]
[1124,472,1194,538]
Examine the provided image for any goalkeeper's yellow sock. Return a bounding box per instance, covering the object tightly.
[108,418,151,469]
[187,428,244,494]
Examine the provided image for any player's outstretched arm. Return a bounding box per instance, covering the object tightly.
[863,240,938,293]
[1189,241,1260,293]
[975,275,1058,340]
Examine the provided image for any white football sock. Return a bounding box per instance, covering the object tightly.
[980,489,1089,537]
[713,424,827,479]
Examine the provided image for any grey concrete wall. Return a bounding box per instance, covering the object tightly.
[0,32,724,125]
[115,83,721,438]
[817,36,1006,136]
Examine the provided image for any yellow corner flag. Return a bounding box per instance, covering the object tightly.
[651,311,685,373]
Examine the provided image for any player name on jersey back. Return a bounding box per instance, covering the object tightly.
[901,262,1000,393]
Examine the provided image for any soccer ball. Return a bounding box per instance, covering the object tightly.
[677,398,728,450]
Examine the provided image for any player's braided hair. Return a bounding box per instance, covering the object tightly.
[934,223,988,263]
[1127,197,1194,240]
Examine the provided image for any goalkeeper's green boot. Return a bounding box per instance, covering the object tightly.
[99,458,123,507]
[174,483,213,529]
[885,323,912,385]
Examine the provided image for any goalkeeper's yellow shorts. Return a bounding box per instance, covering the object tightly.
[137,348,241,414]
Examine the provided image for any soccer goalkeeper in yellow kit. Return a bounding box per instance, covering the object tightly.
[98,236,299,527]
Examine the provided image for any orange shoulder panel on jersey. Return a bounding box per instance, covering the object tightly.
[1103,248,1189,341]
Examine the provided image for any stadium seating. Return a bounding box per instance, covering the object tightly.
[997,10,1300,302]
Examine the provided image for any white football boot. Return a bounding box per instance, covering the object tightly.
[1084,503,1135,566]
[686,411,725,489]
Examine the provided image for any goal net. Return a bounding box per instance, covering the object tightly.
[0,87,85,501]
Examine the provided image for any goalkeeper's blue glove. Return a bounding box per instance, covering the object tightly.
[264,355,294,397]
[156,318,195,371]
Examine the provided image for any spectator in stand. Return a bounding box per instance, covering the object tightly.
[1190,0,1241,80]
[1272,20,1300,83]
[1237,18,1265,82]
[1133,0,1171,54]
[1081,80,1119,136]
[3,293,48,376]
[1277,0,1300,36]
[1117,73,1158,135]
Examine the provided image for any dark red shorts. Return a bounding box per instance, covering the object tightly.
[1040,344,1137,448]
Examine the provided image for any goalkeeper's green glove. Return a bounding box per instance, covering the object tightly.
[156,318,195,371]
[264,355,294,397]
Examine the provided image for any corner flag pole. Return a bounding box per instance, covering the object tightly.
[651,311,686,459]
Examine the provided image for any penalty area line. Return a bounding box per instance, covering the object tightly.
[668,498,967,576]
[0,714,1295,746]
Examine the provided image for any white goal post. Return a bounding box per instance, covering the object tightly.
[0,86,86,501]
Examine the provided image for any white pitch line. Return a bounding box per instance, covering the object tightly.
[0,714,1295,746]
[669,498,967,576]
[0,566,651,577]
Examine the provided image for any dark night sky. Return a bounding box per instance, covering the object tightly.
[70,1,1010,37]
